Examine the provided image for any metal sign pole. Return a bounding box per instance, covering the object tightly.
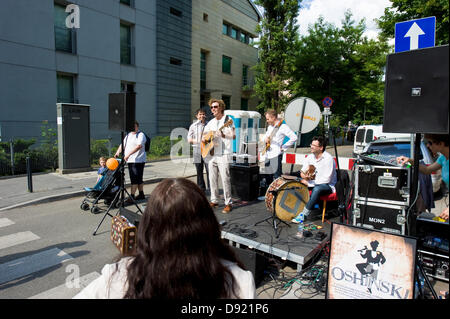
[289,99,307,174]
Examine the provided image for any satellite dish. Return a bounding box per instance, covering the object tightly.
[284,97,322,133]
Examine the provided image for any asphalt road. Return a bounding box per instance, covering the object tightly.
[0,182,162,299]
[1,144,447,300]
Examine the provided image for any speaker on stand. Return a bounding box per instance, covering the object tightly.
[108,92,136,132]
[93,92,142,235]
[384,45,448,134]
[383,45,449,236]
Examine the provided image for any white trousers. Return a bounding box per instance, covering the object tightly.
[208,154,232,205]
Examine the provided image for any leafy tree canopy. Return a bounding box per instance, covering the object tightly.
[377,0,449,45]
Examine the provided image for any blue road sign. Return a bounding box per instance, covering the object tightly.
[322,96,333,107]
[395,17,436,53]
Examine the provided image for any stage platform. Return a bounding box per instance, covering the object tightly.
[214,198,340,272]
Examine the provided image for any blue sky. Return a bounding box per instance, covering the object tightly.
[296,0,392,39]
[255,0,393,40]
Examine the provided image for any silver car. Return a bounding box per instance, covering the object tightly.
[362,137,443,194]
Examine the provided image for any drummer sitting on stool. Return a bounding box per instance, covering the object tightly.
[291,136,337,223]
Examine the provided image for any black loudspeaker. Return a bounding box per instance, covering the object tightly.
[230,246,266,286]
[230,164,259,201]
[384,45,449,133]
[108,92,136,132]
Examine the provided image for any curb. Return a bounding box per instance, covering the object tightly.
[0,175,196,212]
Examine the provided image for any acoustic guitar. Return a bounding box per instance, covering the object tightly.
[305,164,316,180]
[201,119,233,158]
[260,119,283,156]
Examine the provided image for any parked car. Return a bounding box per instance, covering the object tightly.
[353,124,411,156]
[361,137,443,194]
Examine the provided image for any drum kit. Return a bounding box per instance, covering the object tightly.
[257,175,310,237]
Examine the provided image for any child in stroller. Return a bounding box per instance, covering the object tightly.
[80,158,122,214]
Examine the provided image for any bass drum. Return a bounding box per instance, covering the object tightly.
[265,176,310,221]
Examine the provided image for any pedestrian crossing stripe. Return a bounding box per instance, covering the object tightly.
[29,271,101,299]
[0,231,40,250]
[0,248,73,285]
[0,218,15,228]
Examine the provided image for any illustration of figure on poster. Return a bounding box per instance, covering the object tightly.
[355,240,387,294]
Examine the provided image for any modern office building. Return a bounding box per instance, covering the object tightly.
[191,0,261,118]
[0,0,260,143]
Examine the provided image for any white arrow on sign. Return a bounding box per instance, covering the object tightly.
[404,22,425,50]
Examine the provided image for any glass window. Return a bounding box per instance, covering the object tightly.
[170,57,182,65]
[120,24,131,64]
[240,32,246,43]
[242,65,248,86]
[365,129,374,143]
[222,55,231,74]
[222,23,229,35]
[54,4,73,52]
[231,28,238,40]
[170,7,182,17]
[355,128,365,142]
[241,98,248,111]
[200,51,206,90]
[120,0,131,5]
[57,74,74,103]
[222,95,231,109]
[121,82,135,93]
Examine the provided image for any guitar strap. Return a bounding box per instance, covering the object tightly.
[271,120,282,138]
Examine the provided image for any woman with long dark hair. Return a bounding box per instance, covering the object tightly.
[74,178,255,299]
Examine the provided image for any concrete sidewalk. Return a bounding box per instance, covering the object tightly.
[0,145,352,212]
[0,158,197,212]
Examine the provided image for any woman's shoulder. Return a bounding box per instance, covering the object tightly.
[221,260,256,298]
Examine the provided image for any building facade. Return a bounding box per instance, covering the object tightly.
[0,0,260,143]
[191,0,261,119]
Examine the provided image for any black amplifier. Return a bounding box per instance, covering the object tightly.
[232,154,258,167]
[418,251,449,282]
[352,200,407,235]
[230,164,259,201]
[354,164,410,206]
[416,215,449,282]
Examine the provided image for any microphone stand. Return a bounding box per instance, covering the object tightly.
[92,130,143,236]
[254,186,308,238]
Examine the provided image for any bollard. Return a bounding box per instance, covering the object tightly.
[26,156,33,193]
[10,140,15,175]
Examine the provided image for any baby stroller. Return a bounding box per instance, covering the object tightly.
[80,159,122,214]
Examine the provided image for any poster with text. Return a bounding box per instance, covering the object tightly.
[327,223,416,299]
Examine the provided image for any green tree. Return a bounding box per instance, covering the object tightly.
[292,11,390,126]
[377,0,449,45]
[253,0,301,113]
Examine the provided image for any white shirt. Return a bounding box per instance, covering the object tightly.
[203,115,235,156]
[73,257,256,299]
[123,131,146,163]
[301,151,337,192]
[264,123,297,159]
[188,120,206,152]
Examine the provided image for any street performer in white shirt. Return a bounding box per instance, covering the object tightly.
[291,135,337,223]
[202,99,235,214]
[188,108,210,194]
[262,109,297,182]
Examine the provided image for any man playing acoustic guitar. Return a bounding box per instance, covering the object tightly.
[292,136,337,223]
[202,99,235,214]
[262,109,297,183]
